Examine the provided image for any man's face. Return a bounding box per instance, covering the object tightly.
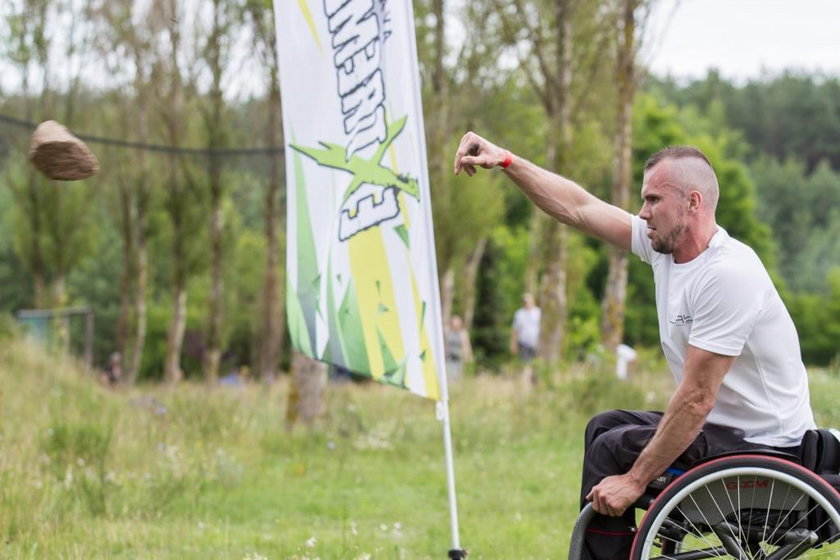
[639,163,689,255]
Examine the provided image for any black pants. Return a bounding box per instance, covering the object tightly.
[579,410,781,560]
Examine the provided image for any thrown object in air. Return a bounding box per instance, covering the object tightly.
[29,120,99,181]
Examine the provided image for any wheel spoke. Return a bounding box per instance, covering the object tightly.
[632,459,840,560]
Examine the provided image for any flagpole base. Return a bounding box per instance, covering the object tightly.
[448,549,468,559]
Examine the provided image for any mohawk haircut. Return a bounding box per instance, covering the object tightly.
[644,145,713,172]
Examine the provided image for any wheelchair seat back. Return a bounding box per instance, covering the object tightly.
[801,428,840,474]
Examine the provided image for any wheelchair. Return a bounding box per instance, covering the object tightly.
[569,429,840,559]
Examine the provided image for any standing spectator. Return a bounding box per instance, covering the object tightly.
[103,351,121,386]
[511,293,541,360]
[511,293,541,384]
[445,315,473,382]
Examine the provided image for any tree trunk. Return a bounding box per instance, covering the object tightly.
[202,0,229,383]
[440,266,455,327]
[127,241,148,384]
[27,174,47,309]
[257,9,285,382]
[525,207,543,296]
[285,350,327,432]
[164,284,187,384]
[126,46,152,385]
[115,157,135,370]
[535,0,573,363]
[537,220,568,362]
[159,0,189,385]
[204,182,224,383]
[462,236,487,331]
[51,275,70,351]
[600,0,638,351]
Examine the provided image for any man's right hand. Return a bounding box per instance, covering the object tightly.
[454,131,509,176]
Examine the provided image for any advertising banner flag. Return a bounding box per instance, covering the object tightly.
[276,0,445,400]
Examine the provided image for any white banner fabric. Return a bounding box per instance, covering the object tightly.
[276,0,445,400]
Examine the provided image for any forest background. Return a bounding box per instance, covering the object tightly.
[1,0,840,385]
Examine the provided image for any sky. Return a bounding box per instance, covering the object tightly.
[642,0,840,81]
[3,1,840,97]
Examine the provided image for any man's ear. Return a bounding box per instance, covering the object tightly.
[688,190,703,212]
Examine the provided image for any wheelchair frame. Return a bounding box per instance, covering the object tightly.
[569,453,840,559]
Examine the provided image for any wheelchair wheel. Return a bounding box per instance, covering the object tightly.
[631,455,840,559]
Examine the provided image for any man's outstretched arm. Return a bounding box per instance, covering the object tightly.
[453,131,632,250]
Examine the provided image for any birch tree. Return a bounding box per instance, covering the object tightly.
[199,0,237,382]
[600,0,645,351]
[244,0,286,381]
[91,0,155,384]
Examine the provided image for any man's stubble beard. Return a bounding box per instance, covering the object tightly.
[652,222,686,255]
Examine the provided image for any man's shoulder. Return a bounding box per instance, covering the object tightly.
[705,234,767,278]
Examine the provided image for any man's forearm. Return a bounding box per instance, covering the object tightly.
[502,156,594,228]
[453,132,632,249]
[627,389,712,488]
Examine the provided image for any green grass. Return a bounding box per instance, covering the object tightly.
[1,338,838,559]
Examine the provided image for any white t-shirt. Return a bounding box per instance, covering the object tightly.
[631,215,815,447]
[512,307,541,348]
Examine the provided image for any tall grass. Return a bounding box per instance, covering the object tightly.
[2,336,837,559]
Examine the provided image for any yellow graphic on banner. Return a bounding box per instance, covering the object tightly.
[413,271,440,399]
[297,0,322,51]
[348,224,405,379]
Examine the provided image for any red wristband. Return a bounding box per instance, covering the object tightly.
[500,151,513,169]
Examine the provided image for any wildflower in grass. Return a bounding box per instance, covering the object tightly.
[305,536,317,547]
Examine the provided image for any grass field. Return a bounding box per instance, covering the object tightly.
[1,336,838,559]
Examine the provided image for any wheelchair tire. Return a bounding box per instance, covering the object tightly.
[631,454,840,559]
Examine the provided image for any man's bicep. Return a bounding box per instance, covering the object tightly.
[576,195,633,250]
[681,345,735,395]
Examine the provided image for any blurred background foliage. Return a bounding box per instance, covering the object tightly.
[0,0,838,383]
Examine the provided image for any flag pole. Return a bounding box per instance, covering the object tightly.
[402,0,468,550]
[401,1,467,553]
[438,397,466,558]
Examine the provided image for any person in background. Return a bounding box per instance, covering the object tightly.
[102,351,121,386]
[445,314,473,382]
[511,292,541,384]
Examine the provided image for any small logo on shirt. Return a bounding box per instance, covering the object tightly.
[669,314,693,326]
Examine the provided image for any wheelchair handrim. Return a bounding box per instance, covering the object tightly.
[635,458,840,557]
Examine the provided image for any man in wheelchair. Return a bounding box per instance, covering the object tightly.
[454,136,832,558]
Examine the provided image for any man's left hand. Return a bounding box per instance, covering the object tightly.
[586,473,646,517]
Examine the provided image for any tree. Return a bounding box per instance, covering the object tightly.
[149,0,205,384]
[493,0,616,363]
[90,0,156,384]
[3,0,51,308]
[415,0,505,328]
[244,0,286,381]
[600,0,643,351]
[199,0,238,382]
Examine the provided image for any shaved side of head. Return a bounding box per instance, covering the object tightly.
[644,146,719,211]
